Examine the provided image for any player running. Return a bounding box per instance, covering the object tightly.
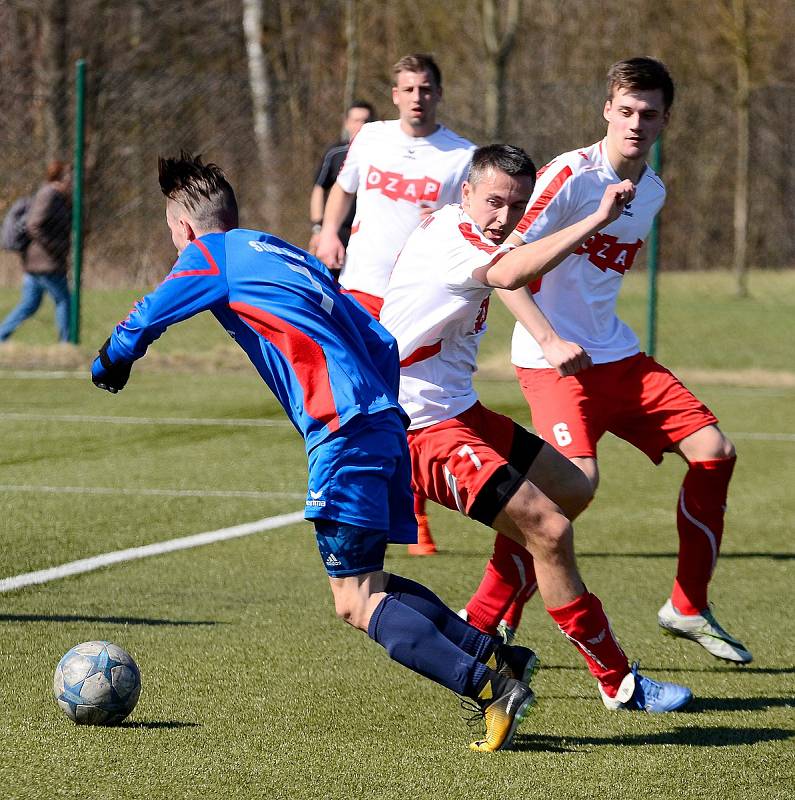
[91,151,543,753]
[317,53,476,556]
[464,57,751,664]
[380,143,693,723]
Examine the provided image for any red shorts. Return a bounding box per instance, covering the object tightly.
[515,353,718,464]
[407,402,544,524]
[341,288,384,319]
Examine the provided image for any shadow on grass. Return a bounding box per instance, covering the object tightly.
[119,720,201,730]
[512,726,794,752]
[398,550,795,561]
[690,696,795,712]
[0,613,218,626]
[537,664,795,675]
[579,551,795,561]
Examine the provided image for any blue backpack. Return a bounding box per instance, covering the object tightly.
[1,196,32,252]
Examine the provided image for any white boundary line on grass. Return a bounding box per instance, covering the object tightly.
[0,412,291,428]
[0,511,305,593]
[0,412,793,440]
[0,484,305,499]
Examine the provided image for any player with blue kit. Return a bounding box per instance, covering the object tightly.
[91,151,538,752]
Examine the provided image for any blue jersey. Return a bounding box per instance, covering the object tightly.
[104,229,406,453]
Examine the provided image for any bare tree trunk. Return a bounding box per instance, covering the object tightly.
[343,0,359,114]
[39,0,69,159]
[481,0,521,141]
[732,0,750,297]
[242,0,280,230]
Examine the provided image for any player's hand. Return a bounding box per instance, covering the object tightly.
[306,232,320,256]
[315,231,346,271]
[541,337,593,376]
[596,179,635,225]
[418,203,435,222]
[91,338,132,393]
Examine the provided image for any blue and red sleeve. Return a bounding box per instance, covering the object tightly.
[105,236,229,364]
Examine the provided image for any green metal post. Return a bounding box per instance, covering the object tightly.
[646,138,662,356]
[69,59,86,344]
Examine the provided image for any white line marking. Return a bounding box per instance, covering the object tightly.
[0,511,306,593]
[0,484,304,500]
[1,413,791,440]
[0,371,84,379]
[0,412,291,428]
[731,432,795,442]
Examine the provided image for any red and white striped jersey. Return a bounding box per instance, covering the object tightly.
[380,203,510,429]
[336,120,476,299]
[511,139,665,368]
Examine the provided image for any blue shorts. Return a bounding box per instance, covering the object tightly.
[306,410,417,575]
[314,521,389,578]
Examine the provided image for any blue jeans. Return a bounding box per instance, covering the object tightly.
[0,272,71,342]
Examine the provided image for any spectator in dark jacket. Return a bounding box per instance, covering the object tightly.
[0,160,72,342]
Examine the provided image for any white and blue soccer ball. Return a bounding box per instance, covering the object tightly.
[53,640,141,725]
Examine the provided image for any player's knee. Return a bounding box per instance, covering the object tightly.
[332,591,366,629]
[529,510,573,558]
[719,436,736,460]
[334,600,363,629]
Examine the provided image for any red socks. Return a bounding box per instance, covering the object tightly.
[465,534,535,634]
[546,591,629,696]
[409,493,437,555]
[671,456,736,615]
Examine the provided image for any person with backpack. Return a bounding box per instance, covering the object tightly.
[0,159,72,343]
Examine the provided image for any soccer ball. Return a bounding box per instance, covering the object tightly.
[53,640,141,725]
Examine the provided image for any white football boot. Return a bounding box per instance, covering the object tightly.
[658,598,752,663]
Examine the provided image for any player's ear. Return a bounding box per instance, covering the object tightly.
[603,99,612,123]
[461,180,472,208]
[391,85,399,108]
[182,217,197,243]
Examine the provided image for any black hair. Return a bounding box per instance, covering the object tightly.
[468,144,536,187]
[158,150,239,230]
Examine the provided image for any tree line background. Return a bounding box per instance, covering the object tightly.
[0,0,792,290]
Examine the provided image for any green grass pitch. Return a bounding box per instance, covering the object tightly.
[0,273,793,799]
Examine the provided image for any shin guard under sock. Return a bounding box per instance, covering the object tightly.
[546,591,629,696]
[385,574,497,662]
[672,456,736,615]
[502,565,538,631]
[368,593,488,697]
[465,533,534,635]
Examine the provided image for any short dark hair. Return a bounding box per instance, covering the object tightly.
[158,151,238,231]
[392,53,442,88]
[468,144,536,188]
[606,57,675,110]
[348,100,375,118]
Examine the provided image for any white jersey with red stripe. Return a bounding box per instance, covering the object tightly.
[511,138,665,368]
[336,120,476,299]
[380,203,509,430]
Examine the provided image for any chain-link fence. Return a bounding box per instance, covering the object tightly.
[0,28,795,362]
[3,66,794,295]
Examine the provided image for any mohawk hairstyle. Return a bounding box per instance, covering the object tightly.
[158,151,239,231]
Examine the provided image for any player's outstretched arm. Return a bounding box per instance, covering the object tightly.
[316,184,354,270]
[91,337,133,393]
[482,180,635,290]
[496,287,592,376]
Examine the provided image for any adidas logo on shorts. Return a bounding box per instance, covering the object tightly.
[325,553,342,568]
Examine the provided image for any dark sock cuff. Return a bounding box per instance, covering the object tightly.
[367,594,391,640]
